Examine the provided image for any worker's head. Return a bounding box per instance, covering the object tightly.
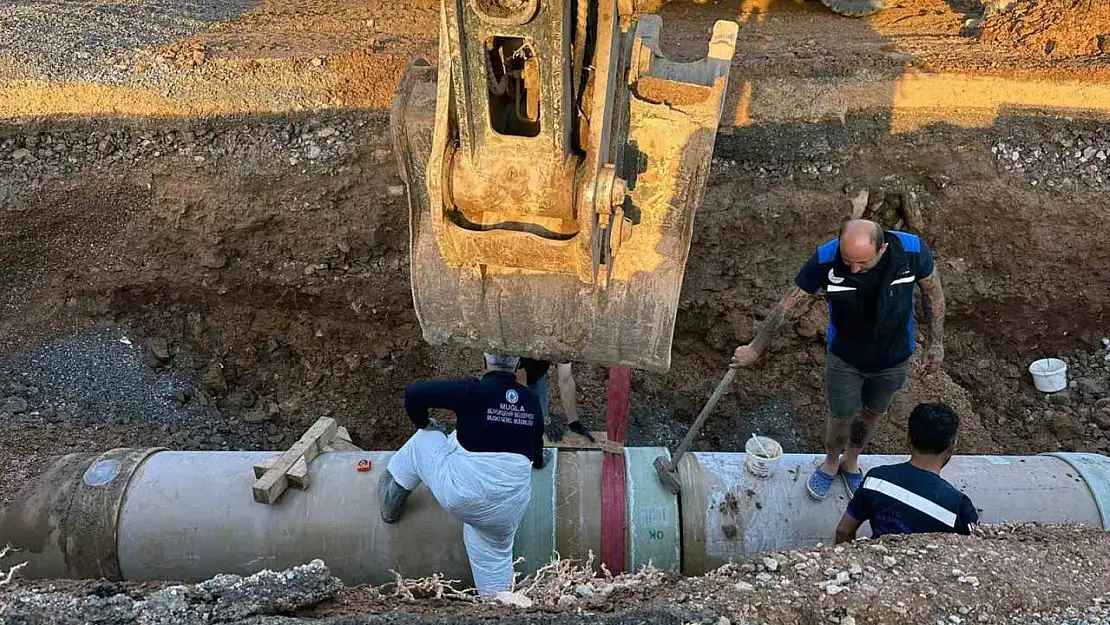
[908,402,960,464]
[483,352,520,374]
[838,219,887,274]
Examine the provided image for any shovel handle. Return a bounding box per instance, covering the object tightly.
[669,368,737,468]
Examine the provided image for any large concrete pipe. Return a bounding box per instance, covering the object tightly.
[2,447,1108,586]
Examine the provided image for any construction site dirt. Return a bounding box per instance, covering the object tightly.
[1,0,1109,623]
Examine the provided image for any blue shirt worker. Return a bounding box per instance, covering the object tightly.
[730,219,946,501]
[835,402,979,543]
[378,352,548,597]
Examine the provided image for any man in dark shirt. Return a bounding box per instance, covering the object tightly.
[516,357,595,442]
[835,402,979,543]
[730,219,947,501]
[378,352,548,596]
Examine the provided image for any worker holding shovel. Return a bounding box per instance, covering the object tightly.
[730,219,946,501]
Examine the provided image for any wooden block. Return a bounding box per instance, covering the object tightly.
[324,426,363,451]
[325,438,362,452]
[543,430,624,454]
[253,455,309,488]
[252,417,338,504]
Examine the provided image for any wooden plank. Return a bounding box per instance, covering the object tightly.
[253,456,310,488]
[252,417,338,504]
[543,431,623,454]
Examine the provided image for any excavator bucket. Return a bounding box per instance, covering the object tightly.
[390,0,737,373]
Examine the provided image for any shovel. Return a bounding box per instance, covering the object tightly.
[654,367,737,494]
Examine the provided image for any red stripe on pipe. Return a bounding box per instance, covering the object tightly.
[601,366,631,576]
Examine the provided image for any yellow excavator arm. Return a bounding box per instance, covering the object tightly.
[390,0,737,373]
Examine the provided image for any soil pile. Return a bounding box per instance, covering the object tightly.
[980,0,1110,58]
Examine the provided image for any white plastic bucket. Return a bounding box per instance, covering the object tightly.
[745,435,783,478]
[1029,358,1068,393]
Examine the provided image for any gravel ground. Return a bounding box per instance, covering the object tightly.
[992,128,1110,191]
[0,325,287,452]
[0,116,369,186]
[5,524,1110,624]
[0,0,255,84]
[0,325,209,427]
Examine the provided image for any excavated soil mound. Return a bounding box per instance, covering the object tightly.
[980,0,1110,58]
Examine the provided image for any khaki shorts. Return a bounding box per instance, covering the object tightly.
[825,352,909,420]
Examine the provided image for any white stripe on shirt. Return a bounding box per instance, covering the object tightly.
[890,275,916,285]
[861,476,957,527]
[826,284,857,292]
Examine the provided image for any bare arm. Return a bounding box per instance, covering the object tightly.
[556,363,578,423]
[750,286,815,355]
[917,271,946,371]
[834,513,863,545]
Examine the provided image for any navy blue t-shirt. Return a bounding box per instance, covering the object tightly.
[794,231,936,371]
[846,462,979,538]
[403,371,545,467]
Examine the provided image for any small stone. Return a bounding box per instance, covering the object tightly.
[2,396,29,414]
[734,581,754,592]
[240,410,270,426]
[311,57,324,67]
[1050,391,1072,405]
[716,618,731,625]
[148,337,171,363]
[841,617,856,625]
[306,145,322,160]
[849,563,863,576]
[574,584,594,597]
[557,594,576,608]
[316,127,337,138]
[826,584,846,596]
[494,591,532,607]
[202,362,229,396]
[883,556,897,567]
[1077,378,1107,396]
[762,557,779,572]
[756,572,773,582]
[835,571,850,585]
[958,576,980,586]
[199,249,228,269]
[1096,409,1110,430]
[387,185,406,197]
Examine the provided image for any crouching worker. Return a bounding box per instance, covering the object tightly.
[378,352,548,597]
[835,402,979,544]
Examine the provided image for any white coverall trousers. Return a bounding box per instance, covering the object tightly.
[386,429,533,596]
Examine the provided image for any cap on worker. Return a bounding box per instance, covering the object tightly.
[483,352,520,373]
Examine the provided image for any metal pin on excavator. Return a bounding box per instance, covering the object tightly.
[390,0,738,372]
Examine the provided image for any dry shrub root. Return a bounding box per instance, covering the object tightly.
[381,569,477,602]
[0,544,27,587]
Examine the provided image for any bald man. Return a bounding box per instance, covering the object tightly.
[730,219,946,501]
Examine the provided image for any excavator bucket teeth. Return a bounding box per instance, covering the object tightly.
[390,1,737,373]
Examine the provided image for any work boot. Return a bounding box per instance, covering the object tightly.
[379,470,412,524]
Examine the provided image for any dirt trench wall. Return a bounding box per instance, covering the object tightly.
[1,109,1109,475]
